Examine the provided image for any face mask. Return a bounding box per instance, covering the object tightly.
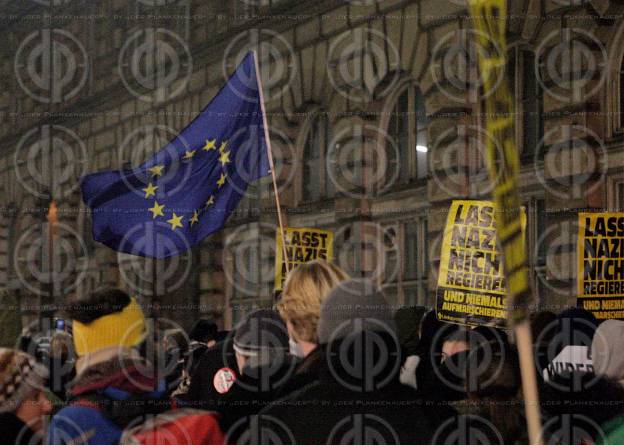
[289,337,304,358]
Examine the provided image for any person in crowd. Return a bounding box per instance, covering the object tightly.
[172,320,224,400]
[206,309,294,442]
[428,328,474,408]
[412,309,449,393]
[275,259,349,395]
[48,331,75,401]
[441,328,471,362]
[394,306,427,389]
[182,332,239,407]
[465,343,526,445]
[541,307,597,388]
[591,319,624,387]
[0,348,52,445]
[258,279,444,444]
[530,310,557,378]
[163,328,191,397]
[189,319,219,348]
[47,289,171,445]
[541,371,624,444]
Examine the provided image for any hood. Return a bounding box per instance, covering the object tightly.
[69,349,158,397]
[592,319,624,384]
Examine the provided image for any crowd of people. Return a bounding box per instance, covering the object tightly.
[2,259,624,444]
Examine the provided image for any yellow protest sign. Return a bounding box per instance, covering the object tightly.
[578,213,624,319]
[274,227,334,292]
[436,200,526,327]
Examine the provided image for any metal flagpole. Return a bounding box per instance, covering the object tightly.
[252,50,290,276]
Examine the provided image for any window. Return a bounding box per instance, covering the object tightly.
[386,84,428,184]
[528,197,547,306]
[402,217,429,306]
[228,226,274,326]
[508,48,543,162]
[620,57,624,131]
[619,182,624,210]
[302,113,333,202]
[377,217,429,307]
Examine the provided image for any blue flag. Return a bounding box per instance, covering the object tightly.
[81,52,271,258]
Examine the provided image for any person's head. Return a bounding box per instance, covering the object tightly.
[394,306,427,357]
[233,309,289,374]
[530,310,557,346]
[317,279,399,390]
[189,319,219,347]
[50,331,73,362]
[316,278,396,345]
[67,288,146,372]
[277,260,349,354]
[441,328,471,363]
[0,349,51,434]
[592,319,624,384]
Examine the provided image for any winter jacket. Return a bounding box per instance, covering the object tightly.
[272,346,325,400]
[0,412,40,445]
[210,358,297,442]
[47,352,170,445]
[258,330,447,445]
[182,338,238,404]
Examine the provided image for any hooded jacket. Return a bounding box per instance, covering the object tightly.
[47,351,169,445]
[591,319,624,386]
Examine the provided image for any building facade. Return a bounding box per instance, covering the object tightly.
[0,0,623,330]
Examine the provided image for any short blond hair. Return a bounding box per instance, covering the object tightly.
[277,260,349,344]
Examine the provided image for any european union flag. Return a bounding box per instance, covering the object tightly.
[81,52,271,258]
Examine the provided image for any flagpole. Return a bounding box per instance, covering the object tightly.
[252,50,290,276]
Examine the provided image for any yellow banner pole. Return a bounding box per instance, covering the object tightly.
[467,1,543,444]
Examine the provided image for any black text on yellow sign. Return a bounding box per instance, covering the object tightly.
[436,200,526,327]
[578,213,624,320]
[274,227,334,292]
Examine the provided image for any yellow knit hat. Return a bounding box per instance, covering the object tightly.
[72,297,146,357]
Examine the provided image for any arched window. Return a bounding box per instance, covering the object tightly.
[386,84,428,184]
[302,113,333,202]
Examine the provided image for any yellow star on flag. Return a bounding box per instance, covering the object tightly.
[217,173,227,188]
[143,182,158,198]
[148,165,164,177]
[148,201,165,219]
[189,210,199,226]
[219,150,231,167]
[182,150,197,160]
[205,195,215,207]
[167,213,183,230]
[203,139,216,151]
[219,140,228,154]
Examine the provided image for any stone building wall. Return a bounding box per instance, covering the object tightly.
[0,0,622,330]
